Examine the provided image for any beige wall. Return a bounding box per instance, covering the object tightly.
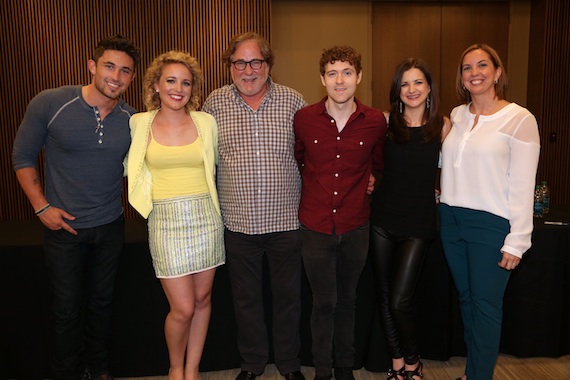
[272,0,530,108]
[271,0,371,105]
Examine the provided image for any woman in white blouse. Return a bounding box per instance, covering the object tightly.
[439,44,540,380]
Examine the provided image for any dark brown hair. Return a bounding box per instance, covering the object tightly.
[389,58,443,143]
[92,34,140,67]
[319,46,362,76]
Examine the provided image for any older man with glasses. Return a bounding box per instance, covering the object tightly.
[202,32,307,380]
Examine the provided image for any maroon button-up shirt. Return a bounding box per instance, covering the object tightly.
[294,97,387,235]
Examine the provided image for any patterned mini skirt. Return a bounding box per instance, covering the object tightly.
[148,194,225,278]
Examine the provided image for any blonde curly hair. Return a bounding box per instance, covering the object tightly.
[143,50,203,113]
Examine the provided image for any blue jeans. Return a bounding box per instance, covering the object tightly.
[439,204,511,380]
[301,223,369,377]
[44,216,124,380]
[225,229,302,376]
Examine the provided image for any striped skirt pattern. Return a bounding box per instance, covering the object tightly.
[148,194,225,278]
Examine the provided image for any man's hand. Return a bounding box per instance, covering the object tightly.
[367,173,376,195]
[39,207,77,235]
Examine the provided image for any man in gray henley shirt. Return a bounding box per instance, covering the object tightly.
[12,35,139,380]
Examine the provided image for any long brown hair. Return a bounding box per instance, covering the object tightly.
[389,58,443,143]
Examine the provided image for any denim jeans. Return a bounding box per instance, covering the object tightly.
[300,223,369,377]
[44,216,124,380]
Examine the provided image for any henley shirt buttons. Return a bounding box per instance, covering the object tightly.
[333,191,338,196]
[333,209,337,213]
[359,141,364,145]
[337,136,341,141]
[336,154,340,159]
[330,119,334,124]
[335,173,339,177]
[314,140,318,144]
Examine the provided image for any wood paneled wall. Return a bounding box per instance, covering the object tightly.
[373,0,570,207]
[371,1,510,119]
[0,0,271,221]
[2,0,569,221]
[528,0,570,205]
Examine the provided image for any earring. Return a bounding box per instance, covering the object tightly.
[156,89,159,93]
[494,79,498,85]
[399,101,403,114]
[426,96,431,109]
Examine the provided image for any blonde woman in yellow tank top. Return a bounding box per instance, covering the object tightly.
[127,51,225,380]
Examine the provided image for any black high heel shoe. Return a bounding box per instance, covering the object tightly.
[386,366,404,380]
[404,361,423,380]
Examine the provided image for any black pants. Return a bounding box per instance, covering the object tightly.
[224,228,302,375]
[369,225,430,365]
[44,216,124,380]
[301,223,369,377]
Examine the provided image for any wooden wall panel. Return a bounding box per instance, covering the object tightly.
[371,2,509,116]
[0,0,271,221]
[373,0,570,206]
[371,2,442,112]
[440,2,510,116]
[530,0,570,205]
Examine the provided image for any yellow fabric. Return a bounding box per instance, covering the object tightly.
[146,135,208,199]
[127,109,221,219]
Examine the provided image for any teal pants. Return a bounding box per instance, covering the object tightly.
[439,204,511,380]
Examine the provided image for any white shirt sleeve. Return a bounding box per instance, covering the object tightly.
[501,111,541,257]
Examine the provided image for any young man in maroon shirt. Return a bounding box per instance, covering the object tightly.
[294,46,387,380]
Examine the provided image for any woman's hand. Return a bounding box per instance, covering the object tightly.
[498,250,521,271]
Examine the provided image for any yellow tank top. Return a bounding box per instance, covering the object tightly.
[145,134,208,200]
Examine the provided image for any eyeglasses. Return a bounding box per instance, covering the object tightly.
[231,59,265,71]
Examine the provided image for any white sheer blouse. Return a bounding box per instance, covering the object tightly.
[441,102,541,257]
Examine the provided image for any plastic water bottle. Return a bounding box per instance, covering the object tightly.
[540,181,550,214]
[533,185,543,218]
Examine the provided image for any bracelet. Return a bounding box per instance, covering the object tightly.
[35,203,52,216]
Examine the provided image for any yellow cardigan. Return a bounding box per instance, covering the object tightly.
[127,109,221,219]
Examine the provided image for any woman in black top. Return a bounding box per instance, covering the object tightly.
[369,58,450,380]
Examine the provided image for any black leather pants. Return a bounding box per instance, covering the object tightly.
[369,225,431,365]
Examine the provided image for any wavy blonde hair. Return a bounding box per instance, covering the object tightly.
[143,50,203,113]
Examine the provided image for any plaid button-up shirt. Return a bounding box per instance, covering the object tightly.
[202,78,307,235]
